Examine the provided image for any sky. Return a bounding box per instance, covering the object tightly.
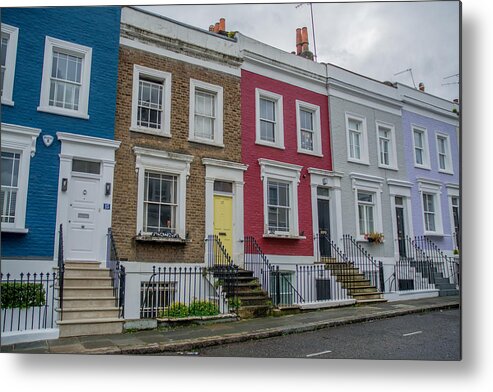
[137,1,460,101]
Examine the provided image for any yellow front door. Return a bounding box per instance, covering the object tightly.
[213,194,233,260]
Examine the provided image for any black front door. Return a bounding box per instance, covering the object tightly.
[395,198,406,257]
[318,198,331,257]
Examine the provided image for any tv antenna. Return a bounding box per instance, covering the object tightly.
[394,68,416,89]
[441,73,459,86]
[296,3,318,61]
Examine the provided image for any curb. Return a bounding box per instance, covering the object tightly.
[82,300,459,355]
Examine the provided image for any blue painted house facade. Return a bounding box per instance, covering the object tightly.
[1,7,121,273]
[397,83,460,255]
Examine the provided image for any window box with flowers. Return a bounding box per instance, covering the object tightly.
[364,232,384,244]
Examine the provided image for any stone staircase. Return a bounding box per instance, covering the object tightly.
[320,257,386,305]
[56,261,124,338]
[212,267,272,318]
[411,259,459,297]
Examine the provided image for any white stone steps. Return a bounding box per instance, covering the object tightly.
[63,277,114,288]
[61,297,118,309]
[57,307,121,320]
[56,318,123,338]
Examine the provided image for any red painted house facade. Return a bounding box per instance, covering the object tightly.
[238,30,343,264]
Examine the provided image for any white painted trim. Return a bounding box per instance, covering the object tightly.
[376,120,398,170]
[411,124,431,170]
[120,37,241,77]
[345,112,369,165]
[295,100,322,156]
[134,147,193,239]
[189,79,224,147]
[389,193,414,260]
[1,123,41,232]
[54,133,119,263]
[130,64,172,137]
[435,131,454,175]
[387,179,414,188]
[417,180,444,236]
[446,186,460,249]
[203,158,246,266]
[38,36,92,119]
[258,159,302,237]
[1,23,19,106]
[255,88,285,149]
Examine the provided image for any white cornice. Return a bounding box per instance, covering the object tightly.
[57,132,121,150]
[202,158,248,171]
[2,123,41,157]
[133,146,194,163]
[307,168,344,178]
[386,179,414,188]
[349,172,385,184]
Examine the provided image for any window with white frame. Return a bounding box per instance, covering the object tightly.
[143,171,178,234]
[267,180,290,233]
[259,159,301,237]
[256,88,284,149]
[357,191,375,236]
[1,24,19,106]
[436,133,453,173]
[377,122,397,169]
[412,126,430,169]
[296,100,322,156]
[418,180,443,235]
[38,36,92,119]
[346,114,368,164]
[134,147,193,239]
[1,123,41,232]
[189,79,223,146]
[131,65,171,136]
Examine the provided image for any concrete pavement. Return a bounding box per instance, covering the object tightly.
[0,295,459,355]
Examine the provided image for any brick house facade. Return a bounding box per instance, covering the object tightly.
[112,7,244,263]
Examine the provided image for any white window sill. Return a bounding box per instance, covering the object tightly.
[297,148,323,158]
[255,140,285,150]
[414,164,431,171]
[1,98,14,106]
[438,169,454,175]
[130,126,171,138]
[1,227,29,234]
[378,164,399,171]
[37,106,89,120]
[188,137,224,148]
[135,234,190,244]
[423,232,445,237]
[357,238,385,244]
[347,158,370,166]
[263,233,306,240]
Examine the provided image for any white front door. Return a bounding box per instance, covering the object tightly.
[66,174,101,261]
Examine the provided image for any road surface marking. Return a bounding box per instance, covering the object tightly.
[306,350,332,358]
[403,331,422,337]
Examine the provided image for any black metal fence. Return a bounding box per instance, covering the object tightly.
[106,228,126,318]
[1,272,58,333]
[342,234,385,292]
[244,236,350,307]
[140,265,238,318]
[206,235,234,268]
[57,224,64,315]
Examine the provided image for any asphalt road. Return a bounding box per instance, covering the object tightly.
[162,309,461,360]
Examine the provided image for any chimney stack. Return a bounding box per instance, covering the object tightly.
[301,27,309,52]
[209,25,214,32]
[296,28,302,55]
[419,82,425,92]
[219,18,226,32]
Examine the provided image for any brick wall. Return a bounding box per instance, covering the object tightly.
[112,46,241,263]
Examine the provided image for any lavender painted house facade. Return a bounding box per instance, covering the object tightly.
[398,83,460,255]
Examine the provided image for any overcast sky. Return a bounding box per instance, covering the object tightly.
[138,1,460,101]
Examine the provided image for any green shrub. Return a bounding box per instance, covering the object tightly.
[159,302,189,318]
[0,282,46,309]
[188,300,219,316]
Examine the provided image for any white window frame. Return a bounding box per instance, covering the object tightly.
[376,121,398,170]
[134,147,194,239]
[258,159,302,238]
[130,65,172,137]
[412,125,431,169]
[357,190,376,236]
[1,123,41,233]
[418,179,444,236]
[1,23,19,106]
[188,79,224,147]
[345,113,369,165]
[446,184,460,249]
[296,100,322,156]
[255,88,284,149]
[38,36,92,119]
[350,174,384,241]
[436,132,454,174]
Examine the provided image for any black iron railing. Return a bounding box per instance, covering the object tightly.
[391,259,435,292]
[106,228,126,318]
[243,236,304,307]
[206,235,234,268]
[1,271,58,333]
[342,234,385,292]
[57,224,65,318]
[140,265,238,318]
